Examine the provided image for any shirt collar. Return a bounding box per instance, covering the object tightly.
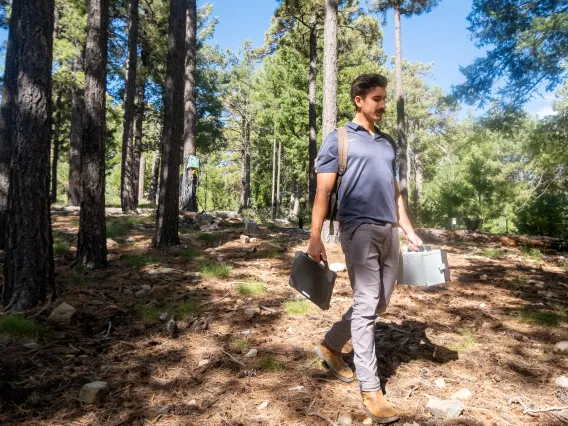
[345,121,383,137]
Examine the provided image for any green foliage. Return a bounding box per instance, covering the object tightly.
[197,233,221,242]
[519,246,545,262]
[53,234,70,256]
[481,248,501,258]
[448,328,477,352]
[255,355,285,372]
[519,308,565,328]
[198,261,232,278]
[237,281,267,297]
[135,304,162,323]
[123,254,161,268]
[0,315,41,337]
[172,298,199,318]
[106,216,144,239]
[231,337,250,352]
[284,299,310,315]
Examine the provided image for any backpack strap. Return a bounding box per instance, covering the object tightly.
[337,127,348,177]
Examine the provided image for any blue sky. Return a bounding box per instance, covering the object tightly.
[206,0,555,118]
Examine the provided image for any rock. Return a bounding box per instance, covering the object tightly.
[337,413,352,425]
[126,237,135,243]
[554,341,568,353]
[479,303,487,309]
[363,418,373,425]
[141,284,152,291]
[426,398,464,419]
[450,388,473,401]
[147,269,159,275]
[161,268,173,274]
[259,241,284,252]
[198,359,210,367]
[555,376,568,388]
[244,349,258,358]
[23,342,40,350]
[48,302,77,324]
[156,404,171,414]
[435,378,446,388]
[481,321,491,329]
[528,279,536,284]
[106,238,119,247]
[257,401,269,410]
[135,289,146,296]
[250,237,258,243]
[200,224,218,231]
[184,272,201,278]
[165,317,178,336]
[187,399,199,409]
[245,220,258,230]
[402,423,421,426]
[78,381,108,404]
[329,262,346,273]
[240,235,250,244]
[245,306,261,319]
[159,313,169,321]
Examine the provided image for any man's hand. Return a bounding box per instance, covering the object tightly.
[407,232,423,252]
[307,236,327,262]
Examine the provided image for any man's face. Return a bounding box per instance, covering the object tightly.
[354,86,387,122]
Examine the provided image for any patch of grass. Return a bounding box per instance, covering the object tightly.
[123,254,161,269]
[519,308,565,327]
[53,235,69,256]
[481,248,501,258]
[70,218,80,227]
[0,315,41,337]
[106,216,150,239]
[255,355,284,372]
[284,299,310,315]
[563,263,568,273]
[198,260,232,279]
[172,298,199,318]
[257,249,280,259]
[231,337,250,352]
[448,328,477,352]
[197,233,221,242]
[179,227,194,235]
[304,354,325,370]
[179,247,200,259]
[72,263,88,285]
[237,281,267,297]
[135,304,161,323]
[520,245,545,261]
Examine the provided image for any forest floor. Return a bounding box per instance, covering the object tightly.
[1,212,568,426]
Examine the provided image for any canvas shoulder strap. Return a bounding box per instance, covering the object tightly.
[337,127,348,176]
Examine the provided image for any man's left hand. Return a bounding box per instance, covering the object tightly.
[407,232,423,252]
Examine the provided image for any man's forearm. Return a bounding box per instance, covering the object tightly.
[310,188,331,239]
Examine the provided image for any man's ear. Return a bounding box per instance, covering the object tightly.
[354,95,363,108]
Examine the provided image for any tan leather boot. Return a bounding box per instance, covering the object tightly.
[315,342,355,382]
[361,390,400,424]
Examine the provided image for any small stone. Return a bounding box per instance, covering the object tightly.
[106,238,119,247]
[257,401,269,410]
[451,388,473,401]
[479,303,487,309]
[135,289,146,296]
[329,262,346,273]
[184,272,201,278]
[159,313,169,321]
[244,349,258,358]
[126,237,135,243]
[287,327,294,334]
[200,224,218,231]
[554,341,568,353]
[481,321,491,329]
[156,404,170,414]
[288,385,305,391]
[528,279,536,284]
[336,413,352,425]
[402,423,421,426]
[426,398,464,419]
[79,381,108,404]
[160,268,173,274]
[363,418,373,425]
[250,238,258,243]
[23,342,40,350]
[435,378,446,388]
[48,302,77,324]
[245,306,260,319]
[554,376,568,388]
[141,284,152,291]
[187,399,199,409]
[198,359,210,367]
[240,235,250,244]
[147,269,158,275]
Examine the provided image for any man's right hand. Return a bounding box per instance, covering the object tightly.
[307,236,327,262]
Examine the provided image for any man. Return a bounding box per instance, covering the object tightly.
[307,73,422,424]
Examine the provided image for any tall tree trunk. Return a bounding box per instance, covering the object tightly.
[395,5,408,212]
[77,0,109,269]
[276,137,282,217]
[148,148,160,205]
[68,50,85,206]
[120,0,139,214]
[51,91,63,203]
[289,178,300,218]
[180,0,197,211]
[322,0,339,243]
[132,79,145,206]
[153,0,185,247]
[0,0,21,250]
[138,154,145,202]
[271,119,276,219]
[308,15,318,206]
[239,120,251,212]
[3,0,56,310]
[321,0,338,139]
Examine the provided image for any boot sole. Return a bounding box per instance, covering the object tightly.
[315,346,355,383]
[361,395,400,424]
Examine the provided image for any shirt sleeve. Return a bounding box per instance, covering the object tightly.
[315,130,339,173]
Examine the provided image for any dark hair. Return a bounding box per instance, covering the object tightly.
[350,74,388,108]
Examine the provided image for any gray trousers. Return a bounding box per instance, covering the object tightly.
[324,223,399,391]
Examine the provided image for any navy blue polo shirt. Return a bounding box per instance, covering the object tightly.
[316,121,398,231]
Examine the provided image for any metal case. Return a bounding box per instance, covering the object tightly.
[398,247,450,286]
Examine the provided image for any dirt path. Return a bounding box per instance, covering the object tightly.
[1,215,567,425]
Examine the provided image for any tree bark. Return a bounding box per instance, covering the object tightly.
[68,50,85,206]
[3,0,56,310]
[138,154,145,202]
[239,119,251,212]
[132,79,145,206]
[276,137,282,218]
[271,119,276,219]
[0,0,20,250]
[395,4,409,212]
[51,91,63,203]
[308,14,318,206]
[148,148,160,205]
[120,0,139,214]
[180,0,197,211]
[76,0,109,269]
[321,0,338,139]
[153,0,185,247]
